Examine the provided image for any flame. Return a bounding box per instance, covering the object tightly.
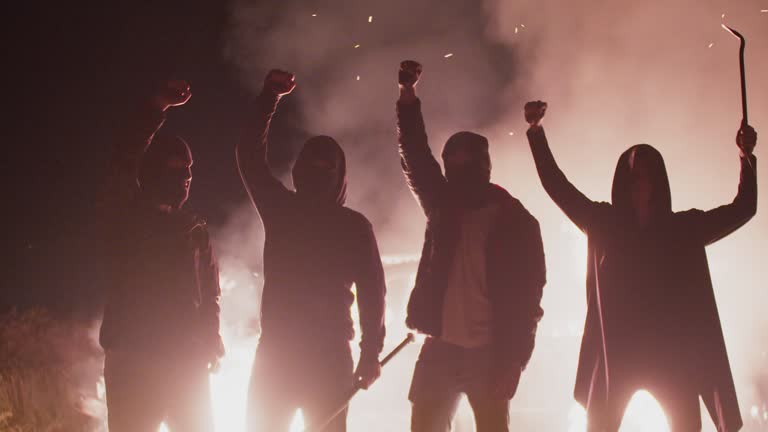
[567,390,669,432]
[209,331,257,432]
[290,409,306,432]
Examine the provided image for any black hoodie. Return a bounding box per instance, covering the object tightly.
[396,99,546,372]
[236,92,386,362]
[528,127,756,431]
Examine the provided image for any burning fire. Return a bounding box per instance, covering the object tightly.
[567,390,670,432]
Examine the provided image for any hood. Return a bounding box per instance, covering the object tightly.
[611,144,672,219]
[292,135,348,206]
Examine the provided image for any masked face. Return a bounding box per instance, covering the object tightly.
[444,148,491,188]
[292,136,347,205]
[629,153,653,218]
[293,156,339,198]
[442,132,492,205]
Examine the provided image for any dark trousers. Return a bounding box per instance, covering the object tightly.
[587,367,702,432]
[104,349,213,432]
[247,338,354,432]
[409,338,512,432]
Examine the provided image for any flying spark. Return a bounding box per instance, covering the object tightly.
[708,42,714,48]
[354,44,361,48]
[509,131,515,136]
[444,53,454,58]
[721,13,726,19]
[761,9,768,12]
[356,75,360,81]
[311,13,317,17]
[368,15,373,23]
[515,27,519,34]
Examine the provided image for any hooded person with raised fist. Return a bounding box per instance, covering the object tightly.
[237,70,386,432]
[97,80,224,432]
[524,100,757,431]
[396,61,546,432]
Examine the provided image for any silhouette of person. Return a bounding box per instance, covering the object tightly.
[524,100,757,432]
[396,61,546,432]
[238,70,386,432]
[97,80,224,432]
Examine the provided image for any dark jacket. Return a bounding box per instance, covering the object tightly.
[97,107,223,357]
[236,92,386,362]
[396,99,546,370]
[528,127,756,431]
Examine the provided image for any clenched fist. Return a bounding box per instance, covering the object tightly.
[153,80,192,112]
[264,69,296,97]
[399,60,422,89]
[524,100,547,127]
[736,122,757,157]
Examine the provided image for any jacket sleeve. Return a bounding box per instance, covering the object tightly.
[527,126,600,233]
[396,99,447,217]
[195,224,224,359]
[686,155,757,246]
[236,91,292,225]
[501,211,546,370]
[353,217,387,363]
[96,106,166,217]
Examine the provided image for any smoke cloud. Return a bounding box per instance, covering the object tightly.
[217,0,768,430]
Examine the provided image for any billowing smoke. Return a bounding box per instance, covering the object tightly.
[218,0,767,430]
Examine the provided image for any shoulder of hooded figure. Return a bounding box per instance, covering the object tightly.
[489,184,539,225]
[670,208,706,227]
[339,207,375,232]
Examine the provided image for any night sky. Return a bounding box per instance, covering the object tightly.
[6,2,258,315]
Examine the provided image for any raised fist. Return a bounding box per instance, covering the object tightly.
[736,122,757,157]
[153,80,192,111]
[524,100,547,127]
[264,69,296,96]
[399,60,422,88]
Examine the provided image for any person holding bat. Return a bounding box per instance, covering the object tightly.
[96,80,224,432]
[237,70,386,432]
[524,101,757,431]
[396,60,546,432]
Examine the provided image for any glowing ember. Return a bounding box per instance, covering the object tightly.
[354,44,361,48]
[356,75,361,81]
[515,26,519,34]
[368,15,373,23]
[444,53,454,58]
[761,9,768,12]
[509,131,515,136]
[708,42,715,48]
[721,13,726,19]
[311,13,317,17]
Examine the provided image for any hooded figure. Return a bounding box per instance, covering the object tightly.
[526,123,757,431]
[96,84,223,432]
[396,61,546,432]
[236,70,386,432]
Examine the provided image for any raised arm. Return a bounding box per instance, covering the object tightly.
[236,70,295,223]
[396,61,447,217]
[685,124,757,246]
[351,216,387,390]
[525,101,601,232]
[97,80,191,214]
